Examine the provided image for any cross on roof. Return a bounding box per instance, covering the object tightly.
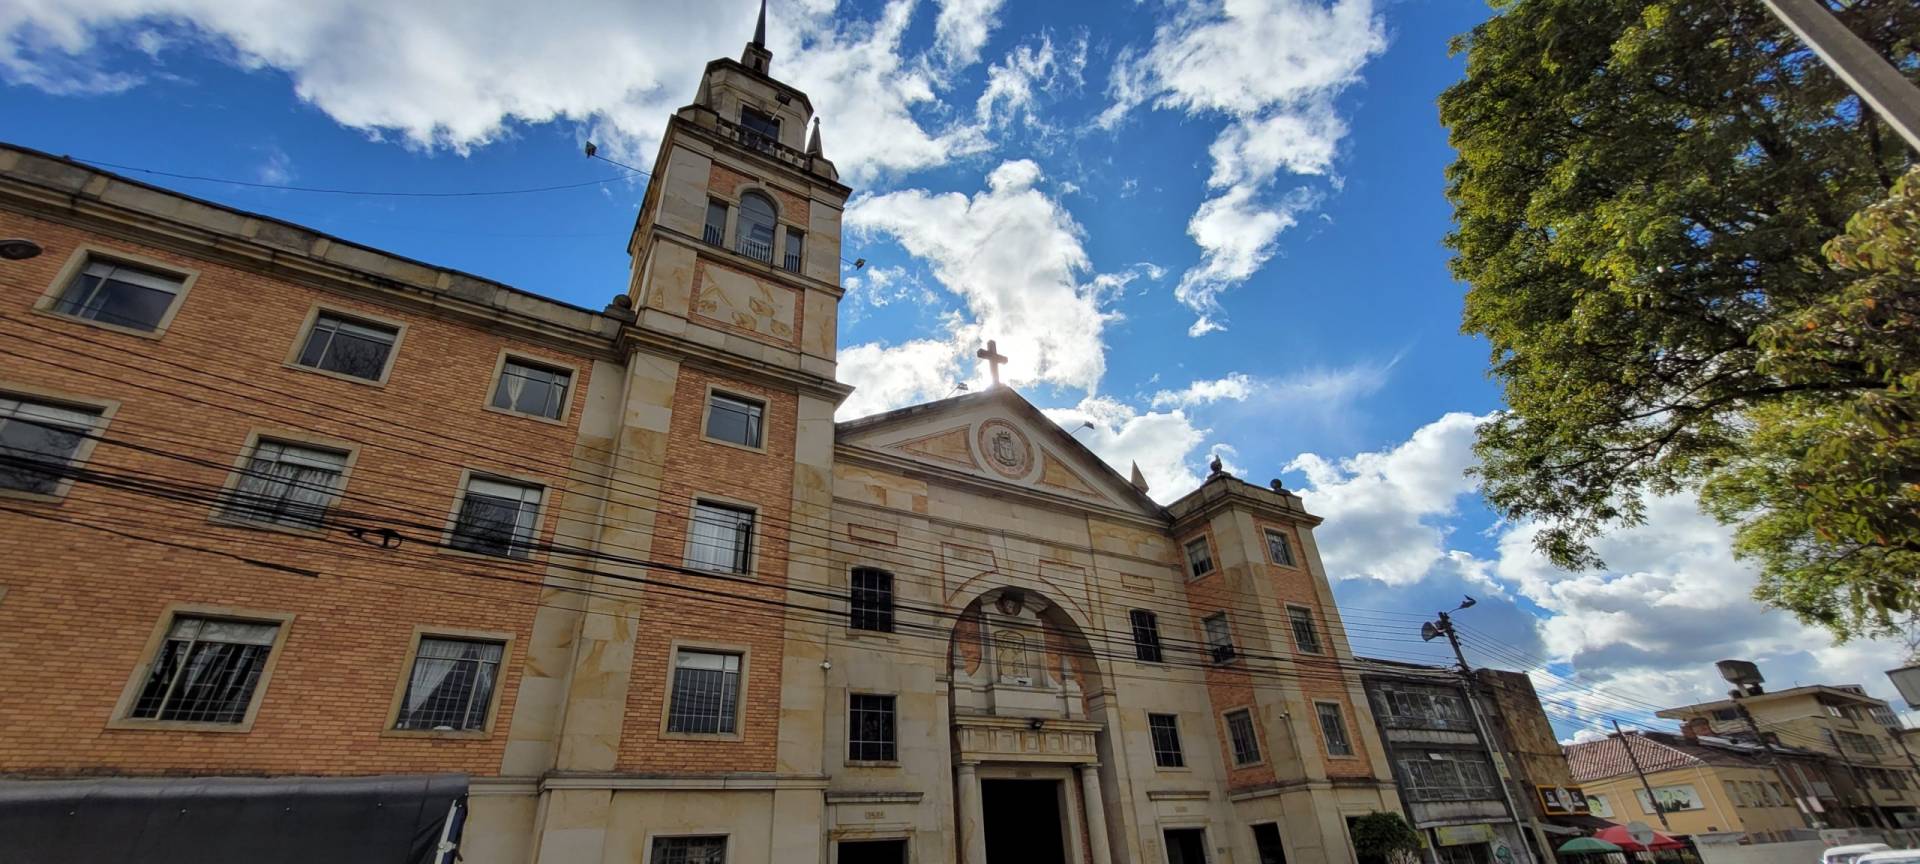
[975,340,1008,387]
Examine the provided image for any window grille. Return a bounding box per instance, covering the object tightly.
[650,835,728,864]
[848,693,897,761]
[1317,702,1353,756]
[1204,613,1234,663]
[1129,609,1164,663]
[1184,537,1214,578]
[1287,606,1322,655]
[704,200,728,246]
[1226,709,1261,765]
[394,636,504,731]
[667,650,741,734]
[224,440,348,528]
[129,616,279,724]
[783,227,804,273]
[1264,529,1296,566]
[850,568,894,632]
[451,477,543,558]
[1149,713,1185,767]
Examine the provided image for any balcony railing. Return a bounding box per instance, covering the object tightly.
[783,251,802,273]
[737,236,773,264]
[1400,785,1502,803]
[714,115,811,172]
[703,223,724,246]
[1379,712,1478,732]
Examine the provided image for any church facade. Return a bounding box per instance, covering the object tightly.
[0,15,1404,864]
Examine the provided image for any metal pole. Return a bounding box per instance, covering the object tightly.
[1730,699,1826,829]
[1758,0,1920,154]
[1612,719,1673,831]
[1436,613,1552,864]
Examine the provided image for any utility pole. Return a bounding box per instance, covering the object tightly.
[1758,0,1920,153]
[1728,692,1828,829]
[1423,598,1555,864]
[1612,719,1673,831]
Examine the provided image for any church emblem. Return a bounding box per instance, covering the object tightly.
[975,419,1032,479]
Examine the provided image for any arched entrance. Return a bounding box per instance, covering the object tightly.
[948,587,1114,864]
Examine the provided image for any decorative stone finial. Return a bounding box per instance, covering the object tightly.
[806,116,823,156]
[1129,461,1150,493]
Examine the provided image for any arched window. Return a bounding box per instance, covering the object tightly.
[735,192,777,263]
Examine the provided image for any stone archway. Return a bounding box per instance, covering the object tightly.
[948,586,1114,864]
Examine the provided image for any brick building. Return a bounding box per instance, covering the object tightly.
[0,16,1408,864]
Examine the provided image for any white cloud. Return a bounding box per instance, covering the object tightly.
[1149,373,1255,409]
[0,0,989,184]
[975,34,1086,129]
[930,0,1005,71]
[1100,0,1385,334]
[255,147,294,185]
[1043,396,1215,501]
[836,339,964,421]
[843,159,1113,406]
[1288,412,1490,586]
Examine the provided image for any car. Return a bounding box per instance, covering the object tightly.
[1823,844,1892,864]
[1853,851,1920,864]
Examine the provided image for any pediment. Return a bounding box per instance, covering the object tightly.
[836,388,1161,517]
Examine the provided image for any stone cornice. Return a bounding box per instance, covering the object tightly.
[623,327,852,403]
[541,772,831,792]
[834,444,1170,532]
[1167,474,1323,532]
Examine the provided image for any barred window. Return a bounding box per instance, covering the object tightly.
[667,649,741,734]
[1317,702,1353,756]
[1286,606,1322,655]
[1183,537,1214,578]
[783,227,804,273]
[0,396,101,495]
[651,835,727,864]
[704,199,729,246]
[848,693,897,762]
[451,476,543,558]
[295,312,397,382]
[1149,713,1185,768]
[1226,708,1261,766]
[687,502,754,572]
[850,567,894,632]
[1129,609,1164,663]
[394,636,504,731]
[1264,528,1296,566]
[1204,613,1234,663]
[491,358,571,420]
[735,192,777,263]
[129,615,279,724]
[53,258,183,332]
[224,439,348,529]
[704,393,765,448]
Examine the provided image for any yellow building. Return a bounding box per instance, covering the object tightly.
[1660,684,1920,829]
[1564,731,1812,842]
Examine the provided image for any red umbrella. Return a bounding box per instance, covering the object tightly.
[1593,825,1686,852]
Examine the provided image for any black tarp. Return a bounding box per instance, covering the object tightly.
[0,773,467,864]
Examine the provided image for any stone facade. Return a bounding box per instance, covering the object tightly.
[0,24,1409,864]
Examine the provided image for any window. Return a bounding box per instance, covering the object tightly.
[667,649,741,734]
[51,258,184,332]
[704,392,765,448]
[1372,686,1470,729]
[1711,707,1740,722]
[850,567,894,632]
[734,192,777,262]
[1204,613,1234,663]
[1633,784,1704,813]
[1129,609,1164,663]
[128,615,280,725]
[1396,751,1498,801]
[1149,713,1185,768]
[1183,536,1214,578]
[704,199,729,246]
[1768,781,1788,805]
[1287,606,1322,655]
[1724,780,1744,807]
[1317,702,1353,756]
[491,358,571,420]
[783,227,804,273]
[394,636,504,731]
[295,312,398,382]
[1252,823,1287,864]
[848,693,897,762]
[650,835,727,864]
[1226,708,1261,765]
[0,396,101,495]
[450,476,543,558]
[1264,528,1296,566]
[739,106,781,141]
[223,439,349,529]
[687,501,754,572]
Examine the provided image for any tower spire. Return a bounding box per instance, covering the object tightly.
[741,0,773,73]
[806,117,823,156]
[752,0,767,48]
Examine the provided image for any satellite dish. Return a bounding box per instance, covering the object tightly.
[1421,622,1441,642]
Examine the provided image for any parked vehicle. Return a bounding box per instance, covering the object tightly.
[1823,844,1893,864]
[1854,851,1920,864]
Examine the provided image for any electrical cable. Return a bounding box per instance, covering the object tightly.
[68,155,644,198]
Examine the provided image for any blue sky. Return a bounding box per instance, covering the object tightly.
[4,0,1911,740]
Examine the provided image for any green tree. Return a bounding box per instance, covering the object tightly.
[1350,811,1423,864]
[1440,0,1919,640]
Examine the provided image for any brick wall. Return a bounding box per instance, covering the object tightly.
[0,210,597,777]
[617,365,797,772]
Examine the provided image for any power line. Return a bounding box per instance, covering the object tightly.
[68,155,645,198]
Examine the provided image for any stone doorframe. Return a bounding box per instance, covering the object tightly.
[953,715,1113,864]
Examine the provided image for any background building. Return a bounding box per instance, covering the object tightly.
[0,14,1416,864]
[1565,729,1817,842]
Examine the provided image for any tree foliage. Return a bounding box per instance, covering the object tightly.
[1440,0,1920,640]
[1350,811,1423,864]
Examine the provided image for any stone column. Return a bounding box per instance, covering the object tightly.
[957,761,987,864]
[1078,762,1114,864]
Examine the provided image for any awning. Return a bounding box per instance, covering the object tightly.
[0,773,467,864]
[1542,813,1623,834]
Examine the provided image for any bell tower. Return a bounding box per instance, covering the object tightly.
[621,0,846,384]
